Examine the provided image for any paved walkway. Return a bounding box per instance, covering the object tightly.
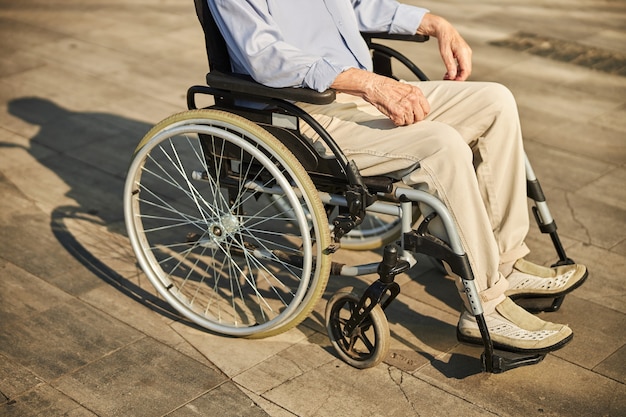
[0,0,624,416]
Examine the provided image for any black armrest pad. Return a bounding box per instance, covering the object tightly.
[206,71,336,105]
[361,32,429,43]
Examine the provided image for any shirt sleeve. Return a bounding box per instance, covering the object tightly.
[351,0,429,34]
[208,0,344,91]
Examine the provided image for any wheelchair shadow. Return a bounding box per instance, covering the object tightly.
[6,97,190,325]
[49,205,183,322]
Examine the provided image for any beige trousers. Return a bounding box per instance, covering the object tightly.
[298,81,530,314]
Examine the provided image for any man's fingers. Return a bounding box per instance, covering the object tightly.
[455,48,472,80]
[440,47,458,80]
[389,93,429,126]
[366,77,429,125]
[397,91,426,125]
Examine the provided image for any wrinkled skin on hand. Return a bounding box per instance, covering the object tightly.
[363,73,430,126]
[331,69,430,126]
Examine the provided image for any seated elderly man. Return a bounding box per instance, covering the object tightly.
[207,0,587,353]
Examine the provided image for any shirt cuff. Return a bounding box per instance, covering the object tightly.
[303,58,347,92]
[390,5,429,35]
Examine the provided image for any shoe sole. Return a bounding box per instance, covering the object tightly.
[456,327,574,354]
[506,269,588,300]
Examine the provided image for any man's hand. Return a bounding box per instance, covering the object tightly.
[328,13,471,125]
[417,13,472,81]
[331,68,430,126]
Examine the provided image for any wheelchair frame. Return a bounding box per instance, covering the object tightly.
[123,0,578,373]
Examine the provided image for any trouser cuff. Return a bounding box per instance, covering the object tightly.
[498,243,530,277]
[478,275,509,315]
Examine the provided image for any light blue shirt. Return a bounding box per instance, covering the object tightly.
[207,0,429,91]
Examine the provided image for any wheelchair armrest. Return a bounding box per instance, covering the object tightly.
[206,71,336,105]
[361,32,430,82]
[361,32,429,44]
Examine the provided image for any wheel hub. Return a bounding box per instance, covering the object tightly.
[209,213,240,242]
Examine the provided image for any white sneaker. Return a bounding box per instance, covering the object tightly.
[457,297,573,353]
[505,258,587,299]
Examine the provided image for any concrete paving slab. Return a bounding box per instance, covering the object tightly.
[577,166,626,211]
[0,298,142,381]
[612,239,626,257]
[233,332,334,395]
[171,322,316,378]
[0,177,108,297]
[263,360,492,417]
[1,66,133,112]
[549,295,626,370]
[0,128,58,171]
[522,188,592,246]
[0,49,47,81]
[563,243,626,315]
[0,383,96,417]
[399,268,462,311]
[0,260,73,322]
[532,120,626,167]
[0,16,66,56]
[594,102,626,134]
[90,94,182,129]
[594,344,626,385]
[41,155,125,215]
[52,337,226,417]
[0,353,42,402]
[524,139,616,193]
[168,382,270,417]
[239,386,297,417]
[382,290,462,373]
[80,284,217,371]
[570,192,626,249]
[535,187,625,250]
[26,38,138,79]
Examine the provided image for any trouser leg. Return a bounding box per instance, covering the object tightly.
[298,81,528,313]
[415,82,531,272]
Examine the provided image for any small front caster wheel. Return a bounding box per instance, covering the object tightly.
[325,287,390,369]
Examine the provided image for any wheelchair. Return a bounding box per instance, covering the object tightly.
[123,0,578,373]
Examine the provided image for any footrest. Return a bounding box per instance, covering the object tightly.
[511,295,566,313]
[482,350,546,373]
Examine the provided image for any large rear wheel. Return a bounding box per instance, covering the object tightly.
[124,109,331,338]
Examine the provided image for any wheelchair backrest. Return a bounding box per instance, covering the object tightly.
[194,0,231,73]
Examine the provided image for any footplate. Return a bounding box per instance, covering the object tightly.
[482,350,546,373]
[511,295,566,313]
